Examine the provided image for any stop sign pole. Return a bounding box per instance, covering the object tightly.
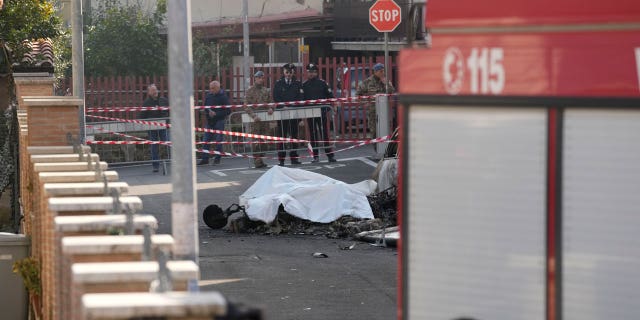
[369,0,402,93]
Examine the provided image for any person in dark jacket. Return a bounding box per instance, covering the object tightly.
[198,80,231,165]
[141,84,169,172]
[273,63,303,166]
[303,63,337,163]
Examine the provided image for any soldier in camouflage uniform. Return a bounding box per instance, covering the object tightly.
[244,71,274,168]
[356,63,395,139]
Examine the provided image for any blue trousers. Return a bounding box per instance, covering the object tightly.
[148,129,168,169]
[201,120,225,161]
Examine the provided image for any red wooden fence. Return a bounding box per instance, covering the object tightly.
[64,56,397,139]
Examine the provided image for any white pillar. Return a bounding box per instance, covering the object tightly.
[167,0,198,264]
[375,95,390,158]
[71,0,85,142]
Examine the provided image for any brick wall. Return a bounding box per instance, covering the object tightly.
[13,76,55,108]
[22,98,82,146]
[15,90,226,319]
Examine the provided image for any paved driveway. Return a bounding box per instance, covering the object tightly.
[115,146,398,320]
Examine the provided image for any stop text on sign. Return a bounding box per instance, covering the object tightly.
[369,0,402,33]
[371,9,400,22]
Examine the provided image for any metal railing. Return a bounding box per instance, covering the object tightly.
[83,95,398,167]
[223,105,337,165]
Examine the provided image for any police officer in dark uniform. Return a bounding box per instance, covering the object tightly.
[303,63,337,163]
[273,63,303,166]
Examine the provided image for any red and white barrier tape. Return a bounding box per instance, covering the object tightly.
[326,135,391,156]
[86,139,399,145]
[85,93,397,113]
[86,114,309,143]
[195,139,399,145]
[88,119,399,146]
[83,140,314,160]
[86,134,391,161]
[87,140,169,145]
[86,125,148,142]
[192,135,389,160]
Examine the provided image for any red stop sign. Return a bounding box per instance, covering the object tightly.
[369,0,402,33]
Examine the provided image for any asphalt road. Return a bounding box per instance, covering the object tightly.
[115,146,398,320]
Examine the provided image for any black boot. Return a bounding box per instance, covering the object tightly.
[290,152,301,165]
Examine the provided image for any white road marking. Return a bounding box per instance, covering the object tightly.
[198,278,248,286]
[128,181,240,196]
[341,156,378,167]
[208,157,376,176]
[210,170,227,177]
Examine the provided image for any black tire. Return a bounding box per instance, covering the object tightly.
[202,204,227,229]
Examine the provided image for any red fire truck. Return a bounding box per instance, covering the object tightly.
[398,1,640,319]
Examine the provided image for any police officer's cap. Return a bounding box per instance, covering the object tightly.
[282,63,294,71]
[306,63,318,71]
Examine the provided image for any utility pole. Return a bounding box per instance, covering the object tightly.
[167,0,198,264]
[242,0,250,93]
[384,32,389,93]
[71,0,85,142]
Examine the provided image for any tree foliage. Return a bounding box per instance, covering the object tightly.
[0,0,61,62]
[192,32,217,77]
[192,30,234,77]
[51,29,71,92]
[84,0,167,77]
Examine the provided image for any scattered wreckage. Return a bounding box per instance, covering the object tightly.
[203,132,399,244]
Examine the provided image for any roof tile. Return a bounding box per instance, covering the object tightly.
[12,39,54,73]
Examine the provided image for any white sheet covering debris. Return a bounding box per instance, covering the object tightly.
[239,166,377,223]
[373,158,398,192]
